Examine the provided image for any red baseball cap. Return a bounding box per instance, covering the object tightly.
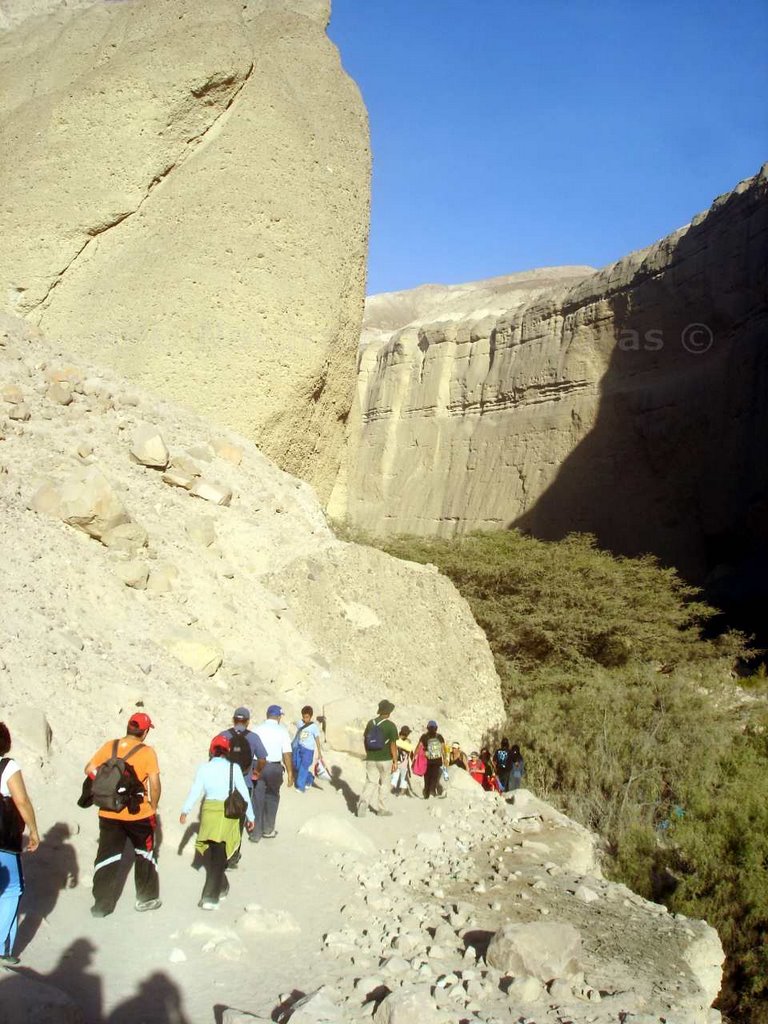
[128,712,154,732]
[209,733,230,757]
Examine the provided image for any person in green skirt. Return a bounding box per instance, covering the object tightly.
[180,734,254,910]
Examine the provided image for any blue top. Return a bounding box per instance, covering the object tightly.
[181,757,254,822]
[293,720,320,752]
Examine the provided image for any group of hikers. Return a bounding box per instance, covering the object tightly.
[0,699,524,965]
[356,699,525,817]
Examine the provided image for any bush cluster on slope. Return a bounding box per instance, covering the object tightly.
[358,527,765,1023]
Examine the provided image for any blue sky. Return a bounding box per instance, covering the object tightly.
[328,1,768,295]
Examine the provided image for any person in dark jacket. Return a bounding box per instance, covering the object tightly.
[493,738,512,791]
[417,721,446,800]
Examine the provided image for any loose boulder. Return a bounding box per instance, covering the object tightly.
[486,921,583,982]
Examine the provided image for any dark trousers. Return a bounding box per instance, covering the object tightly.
[251,762,283,838]
[201,841,229,903]
[424,760,443,799]
[93,816,158,913]
[497,768,511,792]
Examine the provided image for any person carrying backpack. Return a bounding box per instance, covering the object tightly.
[417,721,447,800]
[83,713,161,917]
[217,707,267,867]
[357,699,398,818]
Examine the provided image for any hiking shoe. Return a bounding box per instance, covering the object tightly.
[248,834,261,843]
[356,800,368,818]
[135,898,162,913]
[0,955,20,965]
[377,809,393,817]
[263,829,278,839]
[198,899,218,911]
[90,906,112,918]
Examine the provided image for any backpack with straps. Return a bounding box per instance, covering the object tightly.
[226,728,254,776]
[364,718,387,752]
[0,758,24,853]
[91,741,146,814]
[425,736,443,760]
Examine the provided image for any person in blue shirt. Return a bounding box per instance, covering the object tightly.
[179,734,254,910]
[292,706,324,793]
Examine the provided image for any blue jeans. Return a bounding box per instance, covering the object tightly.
[0,851,23,956]
[293,746,314,792]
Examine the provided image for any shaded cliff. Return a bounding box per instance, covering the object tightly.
[0,0,370,501]
[333,167,767,591]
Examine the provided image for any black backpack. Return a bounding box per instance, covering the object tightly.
[226,728,254,776]
[0,759,24,853]
[91,741,146,814]
[364,718,387,752]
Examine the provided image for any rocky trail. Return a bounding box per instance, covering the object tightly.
[1,765,722,1024]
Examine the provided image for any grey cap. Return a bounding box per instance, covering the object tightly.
[233,706,250,721]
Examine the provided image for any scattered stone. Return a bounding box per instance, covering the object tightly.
[115,560,149,590]
[147,564,179,593]
[76,441,94,459]
[101,522,148,556]
[11,707,52,755]
[47,382,74,405]
[170,454,203,478]
[289,990,344,1024]
[375,986,446,1023]
[238,905,299,935]
[1,383,23,404]
[8,403,30,421]
[162,468,196,490]
[169,948,187,964]
[190,479,232,506]
[130,425,170,469]
[162,630,223,676]
[486,921,583,982]
[29,467,130,541]
[548,978,574,1001]
[213,439,244,465]
[574,884,600,904]
[185,516,216,547]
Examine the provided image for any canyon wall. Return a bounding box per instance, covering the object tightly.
[332,167,768,583]
[0,0,370,501]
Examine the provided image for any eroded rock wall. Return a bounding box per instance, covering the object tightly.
[333,167,768,581]
[0,0,370,500]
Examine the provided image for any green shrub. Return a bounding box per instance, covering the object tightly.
[353,526,762,1021]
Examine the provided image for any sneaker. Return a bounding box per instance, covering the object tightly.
[248,834,261,843]
[0,955,20,965]
[90,906,112,918]
[135,898,162,913]
[198,899,218,911]
[356,800,368,818]
[263,829,278,839]
[377,809,393,817]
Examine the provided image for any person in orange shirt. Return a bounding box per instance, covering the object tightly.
[84,712,161,917]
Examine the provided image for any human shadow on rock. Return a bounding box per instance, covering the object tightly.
[16,822,79,953]
[107,971,191,1024]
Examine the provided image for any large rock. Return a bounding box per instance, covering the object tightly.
[333,167,768,587]
[0,0,370,501]
[29,466,130,540]
[486,921,583,982]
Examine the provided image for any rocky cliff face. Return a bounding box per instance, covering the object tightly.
[332,167,768,586]
[0,0,369,501]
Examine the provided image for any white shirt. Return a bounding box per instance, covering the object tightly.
[254,719,292,762]
[0,758,20,797]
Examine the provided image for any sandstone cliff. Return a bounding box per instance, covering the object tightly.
[332,167,768,584]
[0,0,369,501]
